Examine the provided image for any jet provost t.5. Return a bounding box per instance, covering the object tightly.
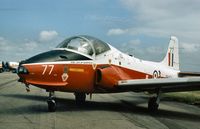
[18,35,200,112]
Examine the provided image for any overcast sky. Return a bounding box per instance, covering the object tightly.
[0,0,200,71]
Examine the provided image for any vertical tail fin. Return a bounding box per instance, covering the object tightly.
[161,36,179,70]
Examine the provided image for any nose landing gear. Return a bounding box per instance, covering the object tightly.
[47,91,56,112]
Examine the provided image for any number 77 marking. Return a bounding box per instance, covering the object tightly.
[42,65,54,75]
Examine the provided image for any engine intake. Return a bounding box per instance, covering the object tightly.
[96,66,126,89]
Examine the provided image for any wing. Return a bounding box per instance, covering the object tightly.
[117,77,200,93]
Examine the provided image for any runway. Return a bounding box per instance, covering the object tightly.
[0,72,200,129]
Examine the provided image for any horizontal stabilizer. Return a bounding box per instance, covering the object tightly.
[178,72,200,77]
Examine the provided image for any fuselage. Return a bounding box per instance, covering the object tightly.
[18,35,179,93]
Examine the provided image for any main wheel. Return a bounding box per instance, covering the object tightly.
[148,97,159,112]
[47,99,56,112]
[75,92,86,105]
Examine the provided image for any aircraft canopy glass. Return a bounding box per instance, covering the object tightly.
[56,35,110,56]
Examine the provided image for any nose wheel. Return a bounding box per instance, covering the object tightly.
[47,91,56,112]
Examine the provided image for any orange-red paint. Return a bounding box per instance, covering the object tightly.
[18,63,152,93]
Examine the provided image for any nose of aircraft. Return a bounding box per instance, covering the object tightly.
[18,65,29,74]
[17,59,30,83]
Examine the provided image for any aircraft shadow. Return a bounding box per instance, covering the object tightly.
[1,93,200,122]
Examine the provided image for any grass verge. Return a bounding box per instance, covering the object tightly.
[163,91,200,105]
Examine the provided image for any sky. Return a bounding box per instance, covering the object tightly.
[0,0,200,72]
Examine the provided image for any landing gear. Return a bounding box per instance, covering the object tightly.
[148,90,160,112]
[148,97,159,112]
[74,92,86,105]
[47,91,56,112]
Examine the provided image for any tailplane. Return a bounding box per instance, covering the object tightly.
[161,36,179,70]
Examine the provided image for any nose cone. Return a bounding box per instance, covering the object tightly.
[18,65,29,74]
[17,63,29,83]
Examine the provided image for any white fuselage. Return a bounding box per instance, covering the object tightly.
[95,45,179,79]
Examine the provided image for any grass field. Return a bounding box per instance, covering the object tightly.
[163,91,200,105]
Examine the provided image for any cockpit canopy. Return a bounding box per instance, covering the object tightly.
[56,35,111,57]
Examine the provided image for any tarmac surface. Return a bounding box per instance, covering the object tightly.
[0,72,200,129]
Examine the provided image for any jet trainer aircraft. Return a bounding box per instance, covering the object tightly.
[17,35,200,112]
